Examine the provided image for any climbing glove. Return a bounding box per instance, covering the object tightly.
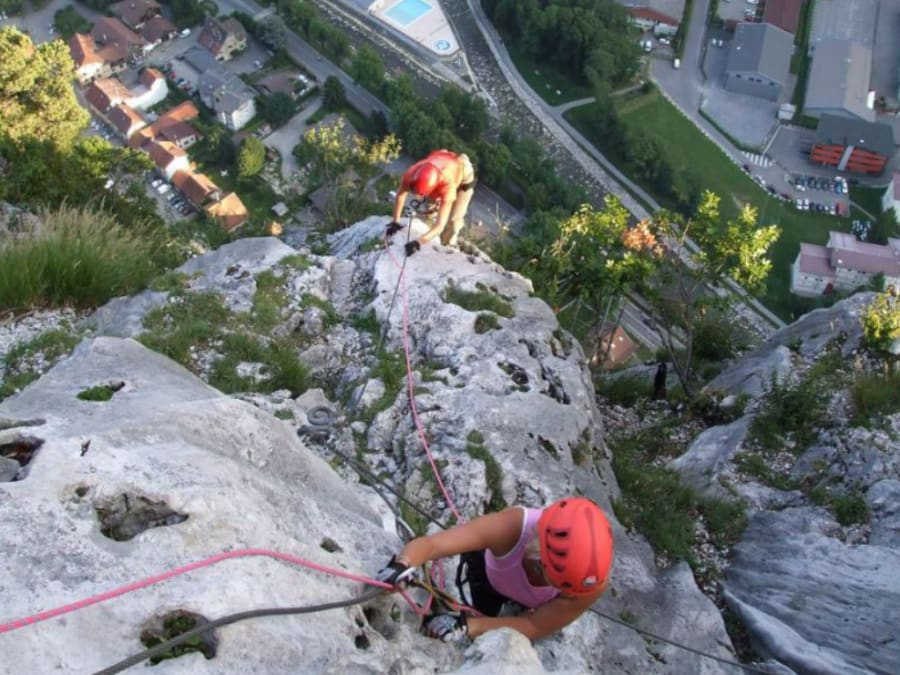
[405,240,421,257]
[424,613,468,642]
[385,221,403,237]
[375,555,417,588]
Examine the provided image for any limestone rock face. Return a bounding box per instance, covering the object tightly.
[2,220,738,673]
[725,508,900,674]
[668,295,900,673]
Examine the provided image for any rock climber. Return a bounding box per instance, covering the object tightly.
[385,149,476,256]
[376,496,614,643]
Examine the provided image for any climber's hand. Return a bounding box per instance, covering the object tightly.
[375,556,416,588]
[424,613,468,642]
[405,241,421,257]
[385,221,403,237]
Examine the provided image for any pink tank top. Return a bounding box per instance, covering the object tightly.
[484,507,560,609]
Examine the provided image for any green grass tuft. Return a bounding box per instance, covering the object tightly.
[1,329,81,401]
[444,283,514,318]
[76,384,117,402]
[474,312,501,333]
[851,371,900,426]
[465,430,507,512]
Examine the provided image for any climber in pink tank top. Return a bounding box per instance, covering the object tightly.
[374,497,614,643]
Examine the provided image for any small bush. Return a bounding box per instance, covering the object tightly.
[860,288,900,353]
[474,313,501,333]
[301,293,338,327]
[595,373,653,407]
[252,270,288,332]
[749,372,829,451]
[149,271,191,294]
[831,491,869,526]
[140,292,234,366]
[733,452,798,491]
[465,430,506,512]
[444,283,514,318]
[0,204,163,311]
[353,309,380,335]
[76,384,118,401]
[851,371,900,425]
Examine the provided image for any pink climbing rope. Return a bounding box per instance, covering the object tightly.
[0,548,427,635]
[385,237,463,523]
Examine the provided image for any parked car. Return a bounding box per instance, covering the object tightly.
[157,183,171,195]
[180,28,191,38]
[742,163,751,173]
[766,185,777,195]
[151,178,162,188]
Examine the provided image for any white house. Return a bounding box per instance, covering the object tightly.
[127,68,168,110]
[626,6,679,37]
[792,231,900,296]
[146,140,189,181]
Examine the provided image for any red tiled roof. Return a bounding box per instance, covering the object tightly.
[206,192,249,231]
[599,325,637,365]
[108,103,148,137]
[111,0,160,28]
[69,33,102,66]
[161,100,200,122]
[159,120,200,145]
[141,16,176,43]
[172,170,220,206]
[91,17,146,62]
[198,15,247,57]
[128,101,201,148]
[763,0,804,34]
[85,77,132,112]
[139,67,164,87]
[627,6,679,27]
[146,139,186,170]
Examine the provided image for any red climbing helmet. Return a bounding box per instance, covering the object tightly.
[409,162,441,197]
[538,497,614,596]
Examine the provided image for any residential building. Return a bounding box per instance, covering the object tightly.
[805,39,874,122]
[172,170,222,207]
[69,34,108,84]
[129,67,168,110]
[198,67,257,131]
[205,192,249,231]
[146,140,190,180]
[90,17,148,62]
[129,100,202,149]
[85,77,133,114]
[111,0,161,31]
[724,23,793,101]
[810,114,894,175]
[762,0,804,35]
[625,6,679,36]
[808,0,876,53]
[140,16,177,46]
[198,15,248,61]
[597,325,637,367]
[791,231,900,296]
[108,103,149,140]
[881,173,900,217]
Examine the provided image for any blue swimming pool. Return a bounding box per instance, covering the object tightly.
[385,0,432,26]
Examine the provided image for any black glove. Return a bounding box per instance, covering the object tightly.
[385,221,403,237]
[424,613,468,642]
[375,555,416,588]
[405,240,421,257]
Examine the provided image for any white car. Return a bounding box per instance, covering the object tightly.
[157,183,171,195]
[180,28,191,38]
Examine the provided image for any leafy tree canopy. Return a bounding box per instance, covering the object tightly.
[0,26,90,149]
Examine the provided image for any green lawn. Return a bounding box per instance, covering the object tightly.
[505,43,594,106]
[566,90,853,321]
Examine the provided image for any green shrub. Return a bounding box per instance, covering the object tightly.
[465,430,507,512]
[474,312,501,333]
[76,384,116,401]
[831,492,869,526]
[140,292,234,366]
[0,204,163,311]
[595,373,653,407]
[444,283,514,318]
[733,452,798,491]
[861,288,900,353]
[750,372,829,451]
[851,371,900,425]
[252,270,288,332]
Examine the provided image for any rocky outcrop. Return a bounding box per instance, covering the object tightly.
[0,218,738,673]
[669,294,900,674]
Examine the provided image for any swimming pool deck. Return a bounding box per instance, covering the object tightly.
[345,0,460,57]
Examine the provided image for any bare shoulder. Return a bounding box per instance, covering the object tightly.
[478,506,526,557]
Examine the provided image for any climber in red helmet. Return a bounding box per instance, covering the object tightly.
[376,497,614,642]
[385,149,476,256]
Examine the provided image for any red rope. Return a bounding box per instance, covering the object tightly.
[0,548,427,635]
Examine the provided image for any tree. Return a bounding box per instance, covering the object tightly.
[207,127,236,167]
[547,196,662,363]
[322,75,346,112]
[257,15,287,51]
[861,286,900,354]
[644,191,781,397]
[237,136,266,179]
[351,44,384,92]
[260,92,296,128]
[0,26,90,149]
[296,117,400,229]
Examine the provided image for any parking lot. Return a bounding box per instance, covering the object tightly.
[148,176,196,221]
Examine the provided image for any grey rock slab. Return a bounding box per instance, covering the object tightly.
[669,414,753,495]
[705,346,792,399]
[87,288,168,339]
[724,507,900,674]
[868,479,900,547]
[769,293,874,359]
[0,455,20,481]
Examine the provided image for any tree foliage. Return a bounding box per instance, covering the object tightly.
[644,192,780,396]
[260,92,296,128]
[483,0,641,86]
[295,117,400,229]
[350,44,384,92]
[163,0,206,29]
[0,26,90,149]
[237,136,266,178]
[322,75,346,112]
[861,286,900,354]
[257,15,287,51]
